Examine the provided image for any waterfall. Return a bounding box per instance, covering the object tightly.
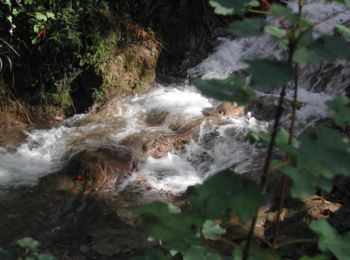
[0,0,349,197]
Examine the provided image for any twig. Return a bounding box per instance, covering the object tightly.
[224,220,274,248]
[277,238,316,248]
[219,237,239,248]
[268,158,291,174]
[0,37,20,57]
[243,84,287,260]
[202,0,213,36]
[271,0,304,246]
[248,9,269,15]
[261,0,271,8]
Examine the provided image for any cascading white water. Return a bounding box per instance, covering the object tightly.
[0,0,349,196]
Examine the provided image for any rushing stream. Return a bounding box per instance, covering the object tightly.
[0,0,349,198]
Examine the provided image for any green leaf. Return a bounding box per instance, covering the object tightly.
[136,202,199,251]
[37,254,57,260]
[168,203,181,214]
[335,24,350,38]
[310,219,350,260]
[187,170,261,221]
[17,237,40,250]
[46,11,55,20]
[259,128,297,157]
[233,243,279,260]
[33,24,41,33]
[299,255,329,260]
[280,166,332,198]
[264,26,287,39]
[183,245,221,260]
[293,46,321,67]
[269,4,298,22]
[133,249,170,260]
[209,0,234,15]
[34,12,47,21]
[0,246,15,260]
[209,0,249,15]
[327,96,350,127]
[283,126,350,198]
[12,8,20,16]
[312,36,350,61]
[247,60,293,91]
[193,75,255,104]
[202,220,226,240]
[298,127,350,177]
[227,18,266,37]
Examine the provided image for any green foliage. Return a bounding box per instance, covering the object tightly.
[0,237,56,260]
[310,219,350,260]
[226,18,266,37]
[136,171,261,258]
[143,0,350,259]
[133,249,170,260]
[335,24,350,38]
[327,96,350,128]
[136,202,200,252]
[17,237,40,251]
[0,37,19,73]
[299,255,329,260]
[187,170,261,221]
[49,8,82,50]
[91,87,105,102]
[247,60,293,91]
[233,244,279,260]
[0,0,117,110]
[193,75,255,104]
[208,0,251,15]
[202,220,226,240]
[312,36,350,61]
[269,4,299,23]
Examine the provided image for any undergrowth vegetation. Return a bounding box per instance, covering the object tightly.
[137,0,350,259]
[0,0,114,112]
[0,0,161,114]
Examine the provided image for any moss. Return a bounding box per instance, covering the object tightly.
[48,89,72,109]
[84,37,160,105]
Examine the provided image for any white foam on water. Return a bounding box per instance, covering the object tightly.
[188,36,281,79]
[0,85,215,187]
[186,116,267,177]
[130,84,213,117]
[119,153,201,194]
[1,0,349,196]
[287,0,350,36]
[0,126,71,186]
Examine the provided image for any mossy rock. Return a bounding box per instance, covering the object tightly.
[70,35,160,113]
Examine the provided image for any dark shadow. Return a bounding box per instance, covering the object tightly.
[0,146,152,259]
[70,67,103,113]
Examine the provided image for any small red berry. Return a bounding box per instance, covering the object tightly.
[321,208,332,217]
[77,175,84,182]
[146,185,152,191]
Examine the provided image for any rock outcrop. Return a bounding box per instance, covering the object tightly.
[202,102,245,117]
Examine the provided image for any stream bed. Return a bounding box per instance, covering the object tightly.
[0,0,349,258]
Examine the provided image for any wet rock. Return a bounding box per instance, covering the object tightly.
[247,96,303,121]
[57,146,132,193]
[216,102,245,117]
[143,133,192,158]
[122,131,192,160]
[79,245,90,253]
[0,111,29,148]
[71,36,160,113]
[145,109,169,126]
[87,226,150,257]
[202,102,245,117]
